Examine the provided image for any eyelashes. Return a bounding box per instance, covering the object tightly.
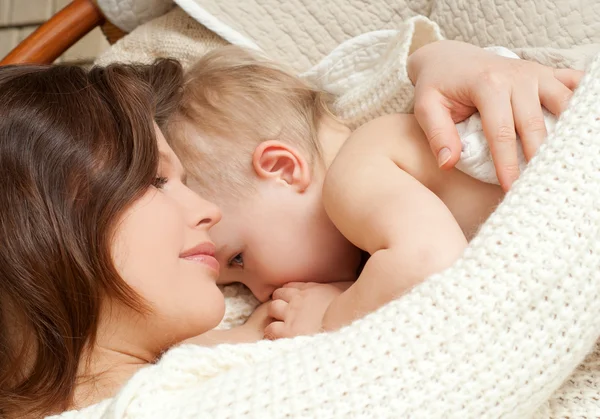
[152,176,168,189]
[228,253,244,268]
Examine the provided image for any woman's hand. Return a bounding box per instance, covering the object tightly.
[408,40,583,191]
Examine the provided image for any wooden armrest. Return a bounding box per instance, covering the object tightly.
[0,0,105,65]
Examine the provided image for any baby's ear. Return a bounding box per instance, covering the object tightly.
[252,140,311,191]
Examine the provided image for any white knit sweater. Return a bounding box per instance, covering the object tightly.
[54,9,600,419]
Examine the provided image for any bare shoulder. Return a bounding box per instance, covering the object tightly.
[335,113,435,178]
[346,113,422,154]
[353,113,419,134]
[325,113,421,201]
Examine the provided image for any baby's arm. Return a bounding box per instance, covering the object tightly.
[321,114,468,330]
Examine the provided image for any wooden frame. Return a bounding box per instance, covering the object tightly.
[0,0,106,65]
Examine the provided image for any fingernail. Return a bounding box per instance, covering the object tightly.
[437,147,452,167]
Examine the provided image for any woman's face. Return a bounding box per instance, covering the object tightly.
[110,127,225,350]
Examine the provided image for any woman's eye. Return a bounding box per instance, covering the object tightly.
[152,176,168,189]
[229,253,244,268]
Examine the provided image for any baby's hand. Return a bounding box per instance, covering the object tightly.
[242,301,274,340]
[183,302,273,346]
[264,282,352,339]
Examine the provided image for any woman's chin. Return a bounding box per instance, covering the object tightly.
[200,290,227,332]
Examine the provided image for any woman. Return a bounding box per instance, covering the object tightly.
[0,60,234,417]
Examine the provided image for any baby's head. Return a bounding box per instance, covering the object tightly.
[166,47,361,301]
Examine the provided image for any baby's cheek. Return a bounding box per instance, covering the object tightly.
[216,274,232,285]
[287,265,323,285]
[215,269,248,290]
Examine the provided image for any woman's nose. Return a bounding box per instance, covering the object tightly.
[190,194,222,229]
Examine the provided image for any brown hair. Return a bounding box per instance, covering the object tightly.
[0,59,183,417]
[165,46,334,201]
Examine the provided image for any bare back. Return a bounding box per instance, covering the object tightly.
[319,113,504,330]
[348,113,504,240]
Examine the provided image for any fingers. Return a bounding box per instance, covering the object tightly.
[539,75,574,116]
[272,287,298,302]
[282,282,315,290]
[264,321,289,340]
[267,299,288,320]
[473,88,518,191]
[553,68,584,91]
[510,82,546,161]
[264,300,291,340]
[413,88,462,169]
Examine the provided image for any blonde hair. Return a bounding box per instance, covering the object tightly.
[165,46,334,201]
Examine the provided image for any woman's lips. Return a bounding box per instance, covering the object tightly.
[180,242,220,274]
[183,254,220,273]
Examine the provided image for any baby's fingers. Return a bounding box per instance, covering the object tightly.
[268,299,288,321]
[272,287,298,302]
[283,282,314,289]
[264,321,291,340]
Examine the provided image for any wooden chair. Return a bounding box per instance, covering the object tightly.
[0,0,125,65]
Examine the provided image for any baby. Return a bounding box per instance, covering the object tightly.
[165,47,549,339]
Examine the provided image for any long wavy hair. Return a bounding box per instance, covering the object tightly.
[0,59,183,417]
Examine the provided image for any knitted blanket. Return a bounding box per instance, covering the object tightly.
[55,49,600,417]
[85,4,600,418]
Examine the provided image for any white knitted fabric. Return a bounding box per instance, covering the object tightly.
[52,51,600,417]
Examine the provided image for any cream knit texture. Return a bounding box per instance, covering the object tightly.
[81,8,600,418]
[53,52,600,417]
